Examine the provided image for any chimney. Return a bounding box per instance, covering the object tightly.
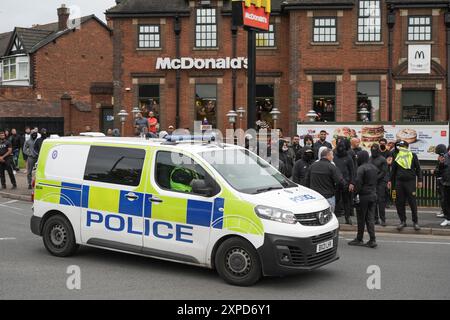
[57,4,70,31]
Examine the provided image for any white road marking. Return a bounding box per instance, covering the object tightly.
[0,202,26,212]
[340,236,450,246]
[0,238,17,241]
[2,200,18,205]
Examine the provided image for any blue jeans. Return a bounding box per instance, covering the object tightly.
[326,196,336,214]
[12,149,19,169]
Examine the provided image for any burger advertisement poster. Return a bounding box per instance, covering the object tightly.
[297,123,449,161]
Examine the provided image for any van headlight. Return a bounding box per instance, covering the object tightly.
[255,206,297,224]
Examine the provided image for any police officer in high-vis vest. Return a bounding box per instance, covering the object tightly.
[170,167,199,193]
[388,140,423,231]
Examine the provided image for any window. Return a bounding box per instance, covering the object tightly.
[139,85,160,119]
[402,90,434,122]
[313,18,337,43]
[357,81,380,121]
[195,8,217,48]
[313,82,336,122]
[256,84,274,128]
[2,57,28,81]
[2,58,16,81]
[155,151,219,196]
[408,16,431,41]
[138,25,160,48]
[196,84,217,127]
[358,0,381,42]
[201,149,296,194]
[84,146,145,186]
[256,24,275,47]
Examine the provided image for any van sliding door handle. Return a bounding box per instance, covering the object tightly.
[149,197,163,203]
[125,193,139,201]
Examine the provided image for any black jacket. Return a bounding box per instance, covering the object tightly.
[279,151,293,178]
[390,152,422,183]
[370,155,389,184]
[333,150,355,187]
[355,163,379,197]
[435,153,450,186]
[289,143,302,162]
[292,159,312,185]
[305,158,343,199]
[9,134,21,150]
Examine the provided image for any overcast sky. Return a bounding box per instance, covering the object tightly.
[0,0,117,33]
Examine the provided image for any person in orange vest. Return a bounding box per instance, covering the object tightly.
[147,111,159,134]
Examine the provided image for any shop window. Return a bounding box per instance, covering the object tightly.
[402,90,434,122]
[313,82,336,122]
[196,84,217,128]
[358,0,381,42]
[256,84,274,128]
[139,85,160,119]
[408,16,431,41]
[357,81,380,121]
[313,18,337,43]
[256,24,275,47]
[195,8,217,48]
[138,25,161,48]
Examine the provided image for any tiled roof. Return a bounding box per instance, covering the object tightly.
[0,32,13,56]
[1,15,110,57]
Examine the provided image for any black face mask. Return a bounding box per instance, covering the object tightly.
[380,145,386,151]
[337,143,346,157]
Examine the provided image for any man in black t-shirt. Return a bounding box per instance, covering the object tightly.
[0,130,17,189]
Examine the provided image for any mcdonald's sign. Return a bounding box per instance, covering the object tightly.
[232,0,271,31]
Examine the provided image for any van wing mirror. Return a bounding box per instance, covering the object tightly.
[191,179,213,197]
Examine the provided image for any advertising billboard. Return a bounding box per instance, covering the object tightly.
[297,123,449,161]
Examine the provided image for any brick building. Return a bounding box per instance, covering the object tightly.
[106,0,450,136]
[0,5,113,135]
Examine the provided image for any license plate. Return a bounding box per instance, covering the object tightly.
[316,239,333,253]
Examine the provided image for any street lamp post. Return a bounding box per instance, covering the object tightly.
[358,107,370,122]
[236,107,246,129]
[270,107,281,131]
[117,109,129,137]
[226,110,238,130]
[306,109,318,122]
[131,106,141,118]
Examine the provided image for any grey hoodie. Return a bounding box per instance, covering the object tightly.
[23,137,39,158]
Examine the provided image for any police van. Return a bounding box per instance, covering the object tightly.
[30,135,339,286]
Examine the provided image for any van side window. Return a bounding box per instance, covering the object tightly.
[155,151,219,196]
[84,146,145,187]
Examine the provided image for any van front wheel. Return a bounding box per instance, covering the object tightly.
[215,237,262,286]
[42,215,79,257]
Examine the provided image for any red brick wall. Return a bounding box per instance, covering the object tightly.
[0,19,113,134]
[113,8,291,136]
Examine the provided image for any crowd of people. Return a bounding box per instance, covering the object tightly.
[0,127,49,190]
[276,129,450,248]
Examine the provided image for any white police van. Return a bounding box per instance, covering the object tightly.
[30,135,339,286]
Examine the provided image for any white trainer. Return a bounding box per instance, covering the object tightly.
[437,213,445,218]
[440,220,450,227]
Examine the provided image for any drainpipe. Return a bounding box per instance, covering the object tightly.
[445,9,450,122]
[174,16,181,128]
[387,6,396,122]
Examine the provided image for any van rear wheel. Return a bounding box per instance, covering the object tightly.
[42,215,79,257]
[215,237,262,286]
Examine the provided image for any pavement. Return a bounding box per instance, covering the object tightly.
[1,196,450,300]
[1,172,449,236]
